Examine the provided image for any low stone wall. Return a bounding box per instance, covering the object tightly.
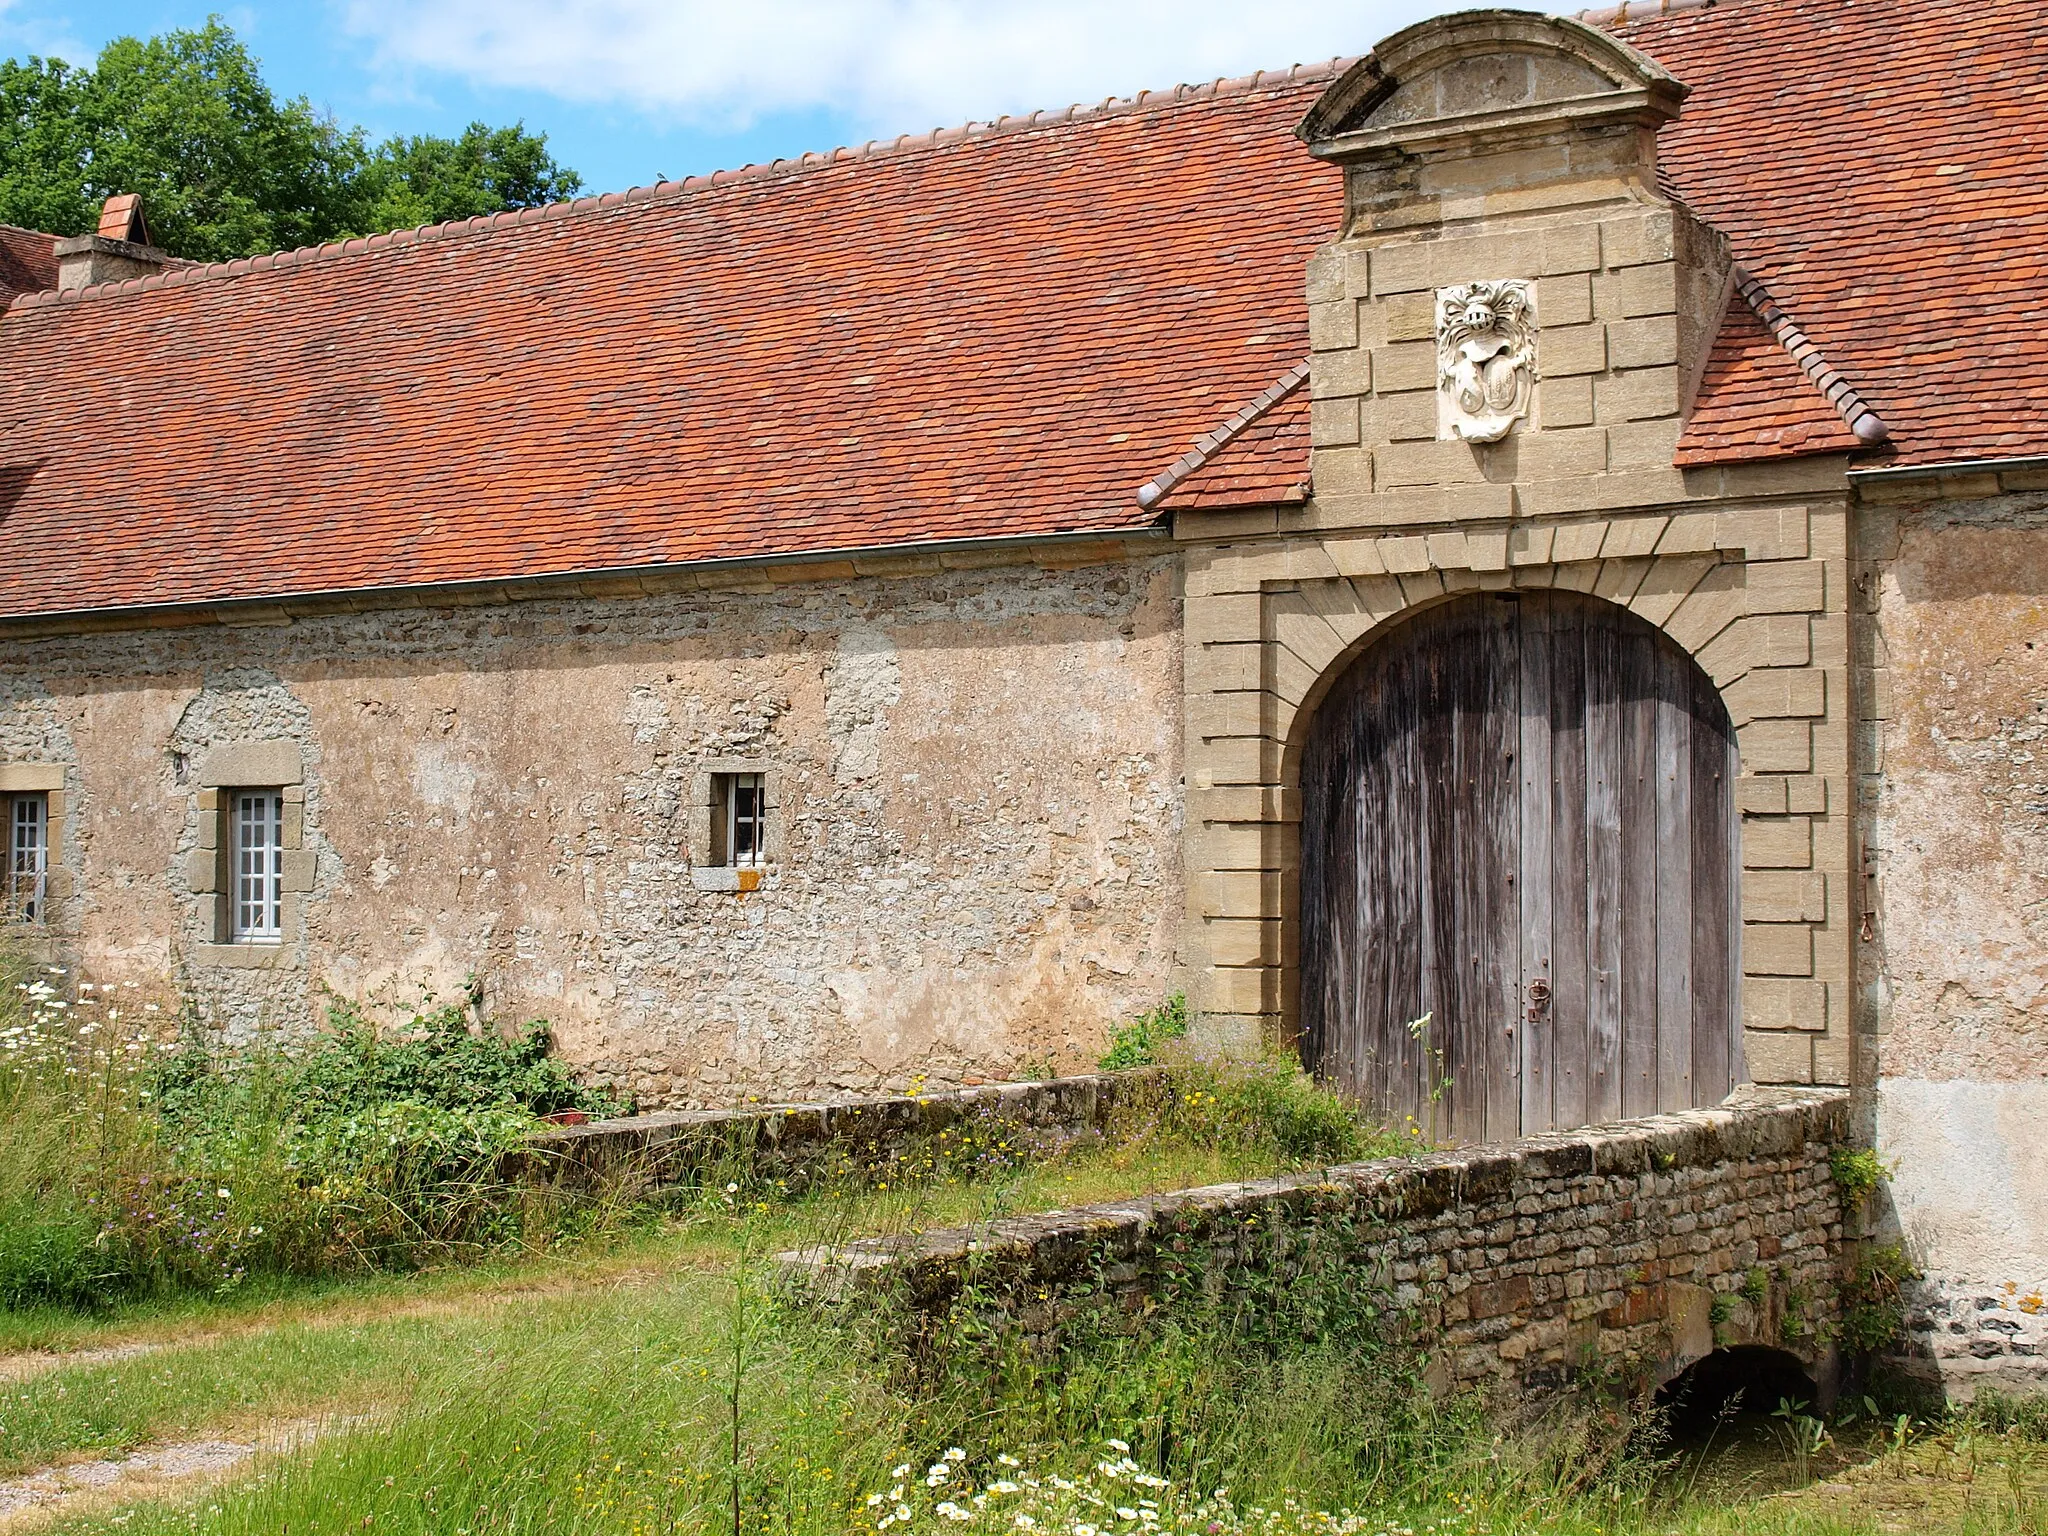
[514,1068,1164,1187]
[790,1088,1851,1399]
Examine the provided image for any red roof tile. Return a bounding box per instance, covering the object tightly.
[1148,363,1310,511]
[0,70,1344,619]
[1675,292,1860,466]
[1615,0,2048,469]
[0,225,56,307]
[1,0,2044,619]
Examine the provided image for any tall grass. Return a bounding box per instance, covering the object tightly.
[19,1212,1895,1536]
[0,949,629,1308]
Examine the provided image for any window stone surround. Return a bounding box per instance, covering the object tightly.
[0,761,73,938]
[1178,499,1855,1091]
[182,739,312,966]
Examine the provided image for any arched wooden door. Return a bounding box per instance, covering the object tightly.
[1298,590,1741,1142]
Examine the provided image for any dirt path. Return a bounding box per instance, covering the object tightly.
[0,1415,350,1531]
[0,1343,158,1386]
[0,1254,689,1387]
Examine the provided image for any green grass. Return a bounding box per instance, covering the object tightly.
[14,1247,2046,1536]
[5,973,2039,1536]
[6,1138,2043,1536]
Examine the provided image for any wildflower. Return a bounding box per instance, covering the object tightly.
[944,1447,966,1463]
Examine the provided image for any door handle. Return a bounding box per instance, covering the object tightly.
[1526,977,1551,1022]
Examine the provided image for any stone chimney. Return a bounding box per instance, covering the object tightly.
[54,194,169,292]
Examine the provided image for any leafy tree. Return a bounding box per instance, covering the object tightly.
[362,121,583,232]
[0,18,579,263]
[0,54,97,239]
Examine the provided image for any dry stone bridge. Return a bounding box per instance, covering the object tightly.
[536,1073,1854,1403]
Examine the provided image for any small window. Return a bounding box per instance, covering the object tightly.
[4,793,47,923]
[714,772,768,869]
[232,790,285,940]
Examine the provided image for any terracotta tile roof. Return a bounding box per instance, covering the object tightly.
[0,68,1344,620]
[1146,364,1310,512]
[1615,0,2048,468]
[0,225,57,307]
[2,0,2044,619]
[1674,290,1860,467]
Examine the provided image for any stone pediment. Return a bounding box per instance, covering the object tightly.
[1297,9,1686,160]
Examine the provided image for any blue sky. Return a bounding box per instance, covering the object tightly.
[0,0,1444,198]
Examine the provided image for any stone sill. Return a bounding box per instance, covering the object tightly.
[688,866,769,892]
[193,941,290,970]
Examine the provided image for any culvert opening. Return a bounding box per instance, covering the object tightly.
[1654,1346,1818,1440]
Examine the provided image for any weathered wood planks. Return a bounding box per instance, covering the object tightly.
[1298,590,1740,1140]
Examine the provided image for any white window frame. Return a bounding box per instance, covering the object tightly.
[232,789,285,941]
[5,793,47,924]
[724,772,767,869]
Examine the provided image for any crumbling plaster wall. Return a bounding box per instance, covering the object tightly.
[1859,472,2048,1394]
[0,554,1186,1107]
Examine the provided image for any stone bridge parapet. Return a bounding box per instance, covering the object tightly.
[788,1087,1850,1399]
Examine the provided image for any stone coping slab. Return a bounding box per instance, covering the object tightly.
[780,1085,1851,1298]
[513,1067,1166,1186]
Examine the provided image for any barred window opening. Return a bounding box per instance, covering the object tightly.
[725,773,767,869]
[5,793,47,924]
[233,790,285,940]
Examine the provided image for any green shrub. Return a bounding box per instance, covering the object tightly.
[1830,1145,1890,1207]
[0,959,629,1308]
[150,995,629,1125]
[1839,1243,1918,1353]
[1098,994,1189,1070]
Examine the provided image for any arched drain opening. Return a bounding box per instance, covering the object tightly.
[1649,1347,1832,1500]
[1655,1346,1819,1438]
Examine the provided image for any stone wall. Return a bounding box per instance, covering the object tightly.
[1173,12,1859,1088]
[1857,465,2048,1397]
[519,1067,1163,1187]
[797,1088,1850,1399]
[0,547,1185,1107]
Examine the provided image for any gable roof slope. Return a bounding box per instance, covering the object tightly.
[0,225,58,307]
[0,69,1343,621]
[1617,0,2048,469]
[2,0,2045,621]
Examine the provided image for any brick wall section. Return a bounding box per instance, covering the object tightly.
[793,1088,1850,1396]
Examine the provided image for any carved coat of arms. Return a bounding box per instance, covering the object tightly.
[1436,280,1538,443]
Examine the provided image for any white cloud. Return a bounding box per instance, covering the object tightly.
[340,0,1447,136]
[0,0,88,64]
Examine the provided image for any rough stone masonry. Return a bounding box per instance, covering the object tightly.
[794,1088,1851,1398]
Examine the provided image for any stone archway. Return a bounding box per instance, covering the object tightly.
[1297,588,1741,1141]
